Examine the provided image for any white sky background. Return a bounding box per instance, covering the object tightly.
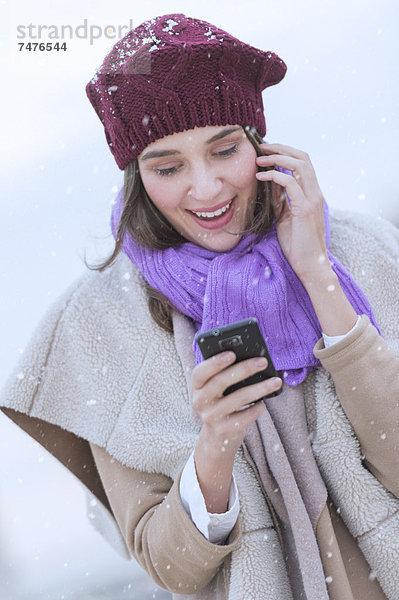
[0,0,398,598]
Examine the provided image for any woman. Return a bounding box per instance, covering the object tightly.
[1,12,399,600]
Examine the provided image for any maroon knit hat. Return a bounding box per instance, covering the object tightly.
[86,13,287,170]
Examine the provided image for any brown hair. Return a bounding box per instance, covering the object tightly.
[88,125,284,333]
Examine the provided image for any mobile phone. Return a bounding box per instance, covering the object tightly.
[194,317,283,400]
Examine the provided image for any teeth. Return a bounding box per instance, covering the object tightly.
[191,200,232,219]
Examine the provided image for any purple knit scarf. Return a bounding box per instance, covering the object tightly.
[111,187,380,386]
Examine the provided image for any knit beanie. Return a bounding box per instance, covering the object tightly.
[86,13,287,170]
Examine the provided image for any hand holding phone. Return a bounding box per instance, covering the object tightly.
[195,317,283,400]
[191,318,283,513]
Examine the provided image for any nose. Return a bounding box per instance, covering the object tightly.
[188,162,223,204]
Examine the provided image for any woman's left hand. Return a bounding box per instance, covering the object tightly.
[255,143,330,284]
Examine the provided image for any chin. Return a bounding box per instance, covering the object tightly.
[198,233,243,253]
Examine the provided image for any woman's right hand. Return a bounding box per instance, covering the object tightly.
[191,351,282,513]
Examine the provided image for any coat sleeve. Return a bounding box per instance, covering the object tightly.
[89,442,242,595]
[313,314,399,498]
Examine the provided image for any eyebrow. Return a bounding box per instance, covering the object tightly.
[139,126,242,161]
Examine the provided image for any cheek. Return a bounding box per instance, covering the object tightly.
[230,151,258,188]
[140,176,179,213]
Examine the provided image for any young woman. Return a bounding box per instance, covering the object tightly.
[1,13,398,600]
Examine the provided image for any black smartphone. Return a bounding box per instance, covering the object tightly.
[194,317,283,400]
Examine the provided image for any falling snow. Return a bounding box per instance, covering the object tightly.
[162,19,179,33]
[264,266,272,278]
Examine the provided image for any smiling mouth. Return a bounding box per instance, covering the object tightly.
[189,199,233,220]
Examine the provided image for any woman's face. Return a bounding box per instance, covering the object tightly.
[137,125,259,252]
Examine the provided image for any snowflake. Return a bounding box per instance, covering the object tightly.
[162,18,179,32]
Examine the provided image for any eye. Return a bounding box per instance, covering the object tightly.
[215,144,238,157]
[155,166,178,177]
[153,144,239,177]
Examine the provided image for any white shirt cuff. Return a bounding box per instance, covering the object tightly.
[179,450,240,544]
[322,314,361,348]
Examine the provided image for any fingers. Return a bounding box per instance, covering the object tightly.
[192,353,268,398]
[256,168,300,194]
[203,400,267,446]
[256,153,298,174]
[192,354,283,454]
[256,167,324,211]
[205,376,282,418]
[196,376,282,449]
[259,142,310,161]
[196,377,282,448]
[256,144,322,199]
[192,354,282,417]
[191,351,236,390]
[256,169,309,214]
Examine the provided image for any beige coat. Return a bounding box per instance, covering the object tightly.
[1,207,399,599]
